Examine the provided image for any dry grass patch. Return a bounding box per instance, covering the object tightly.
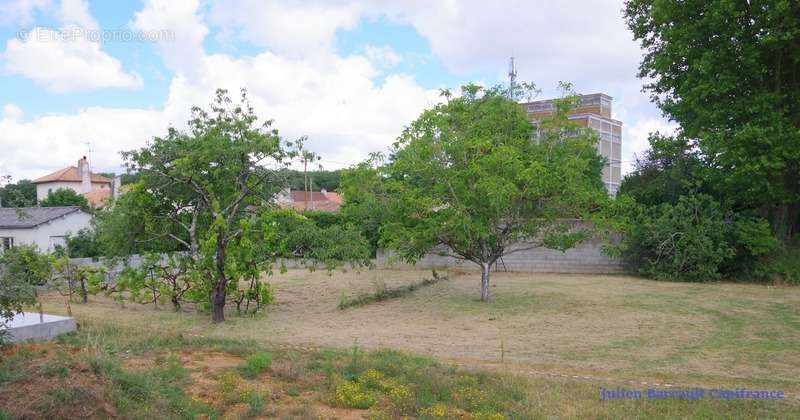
[36,268,800,392]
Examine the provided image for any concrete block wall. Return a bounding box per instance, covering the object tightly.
[376,236,626,274]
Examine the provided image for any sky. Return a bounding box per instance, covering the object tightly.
[0,0,676,181]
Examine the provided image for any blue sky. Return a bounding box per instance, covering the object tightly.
[0,0,674,180]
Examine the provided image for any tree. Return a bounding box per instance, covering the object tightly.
[619,134,712,207]
[0,177,36,208]
[285,169,342,191]
[0,245,48,343]
[94,184,185,257]
[123,89,300,322]
[112,253,192,311]
[49,256,105,314]
[624,0,800,239]
[340,154,392,256]
[378,84,606,301]
[40,188,91,211]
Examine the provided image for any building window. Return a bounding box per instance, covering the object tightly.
[49,236,66,250]
[1,237,14,252]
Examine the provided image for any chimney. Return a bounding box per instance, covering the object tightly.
[112,176,122,199]
[78,156,91,193]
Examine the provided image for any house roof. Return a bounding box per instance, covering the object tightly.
[32,166,111,184]
[0,206,85,229]
[281,190,342,212]
[83,189,112,208]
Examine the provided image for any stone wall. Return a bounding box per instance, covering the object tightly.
[376,236,626,274]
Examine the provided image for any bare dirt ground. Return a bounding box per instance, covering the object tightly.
[40,268,800,391]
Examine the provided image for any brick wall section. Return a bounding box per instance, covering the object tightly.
[376,236,627,274]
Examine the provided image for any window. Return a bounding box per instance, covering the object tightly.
[49,236,66,250]
[1,237,14,252]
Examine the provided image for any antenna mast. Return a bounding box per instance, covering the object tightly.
[508,56,517,100]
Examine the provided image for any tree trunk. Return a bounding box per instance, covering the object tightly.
[79,276,88,304]
[211,231,228,323]
[211,281,226,322]
[480,262,491,302]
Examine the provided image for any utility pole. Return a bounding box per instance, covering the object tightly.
[508,56,517,101]
[303,155,309,211]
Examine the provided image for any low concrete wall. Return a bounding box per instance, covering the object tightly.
[6,313,77,343]
[377,236,626,274]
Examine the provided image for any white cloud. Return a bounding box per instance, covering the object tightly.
[1,27,143,92]
[0,0,52,27]
[130,0,208,79]
[363,45,402,68]
[160,50,439,168]
[208,0,360,57]
[0,50,439,178]
[2,104,24,121]
[0,106,164,179]
[58,0,97,30]
[622,117,678,173]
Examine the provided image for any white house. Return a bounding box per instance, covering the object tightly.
[0,207,92,253]
[32,156,120,208]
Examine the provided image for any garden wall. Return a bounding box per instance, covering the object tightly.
[376,236,626,274]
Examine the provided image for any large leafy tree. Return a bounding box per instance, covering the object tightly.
[0,177,36,208]
[624,0,800,239]
[619,134,713,207]
[123,89,298,322]
[379,84,606,301]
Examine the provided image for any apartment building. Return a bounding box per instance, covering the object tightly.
[522,93,622,195]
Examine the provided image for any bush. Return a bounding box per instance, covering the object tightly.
[752,245,800,284]
[624,195,733,281]
[612,194,781,282]
[0,245,45,344]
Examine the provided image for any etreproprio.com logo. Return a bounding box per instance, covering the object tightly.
[16,27,174,43]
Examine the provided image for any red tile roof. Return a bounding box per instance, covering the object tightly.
[281,190,342,212]
[83,189,112,208]
[32,166,111,184]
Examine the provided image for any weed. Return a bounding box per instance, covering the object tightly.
[419,403,448,418]
[333,380,375,409]
[0,347,33,386]
[239,351,272,378]
[151,355,188,384]
[345,341,362,380]
[42,350,72,378]
[337,273,447,309]
[247,392,266,416]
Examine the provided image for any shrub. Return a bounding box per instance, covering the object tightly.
[0,245,44,344]
[619,195,734,281]
[753,245,800,284]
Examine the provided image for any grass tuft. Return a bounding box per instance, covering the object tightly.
[239,351,272,378]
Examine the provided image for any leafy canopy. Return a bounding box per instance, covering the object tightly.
[624,0,800,238]
[39,188,91,211]
[366,83,606,300]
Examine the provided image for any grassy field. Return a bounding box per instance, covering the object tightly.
[13,268,800,417]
